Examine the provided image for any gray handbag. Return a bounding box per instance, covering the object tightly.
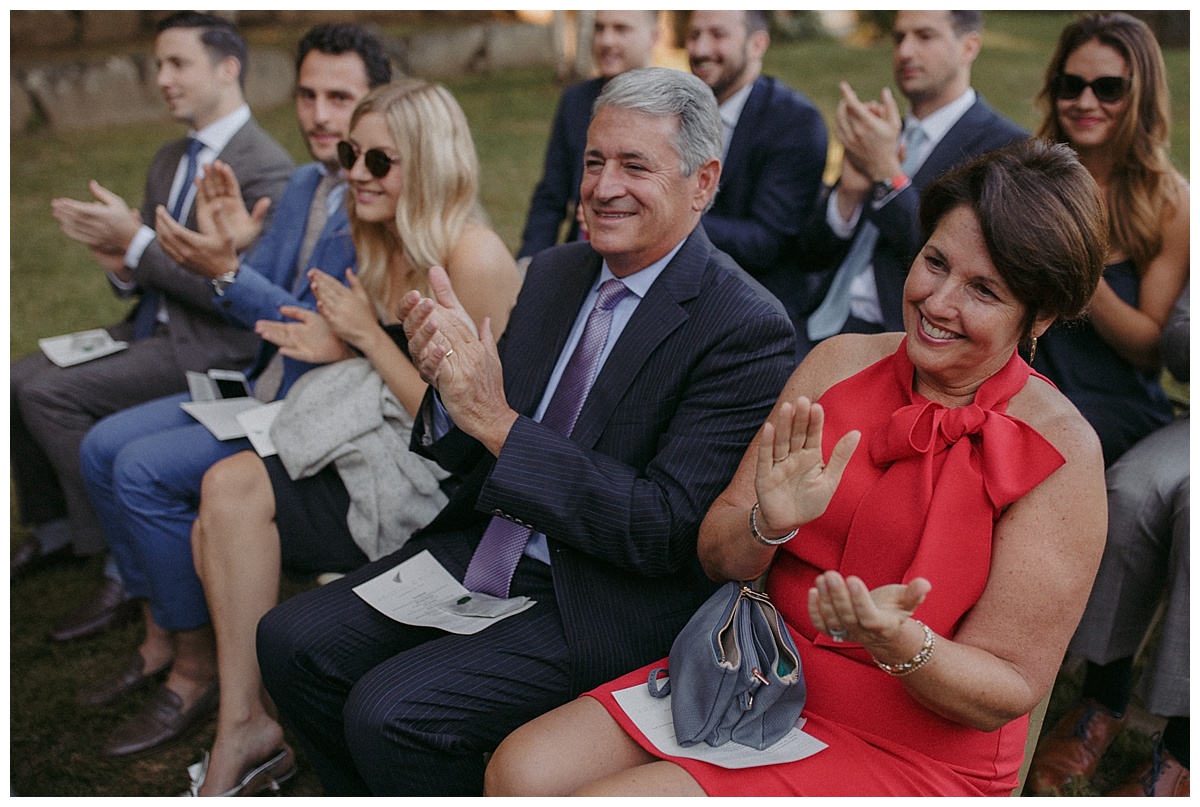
[647,581,806,750]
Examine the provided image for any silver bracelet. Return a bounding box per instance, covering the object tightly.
[749,502,798,546]
[873,620,936,676]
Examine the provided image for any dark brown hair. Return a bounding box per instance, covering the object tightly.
[919,139,1107,346]
[1036,12,1178,271]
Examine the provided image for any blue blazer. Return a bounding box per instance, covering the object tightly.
[517,77,605,261]
[703,75,828,312]
[413,225,796,694]
[213,162,356,398]
[805,96,1027,334]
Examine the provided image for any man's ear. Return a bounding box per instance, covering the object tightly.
[748,29,770,63]
[692,157,722,212]
[959,31,982,68]
[217,55,242,87]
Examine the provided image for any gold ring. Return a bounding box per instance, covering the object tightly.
[444,348,455,358]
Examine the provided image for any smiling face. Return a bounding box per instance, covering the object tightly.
[296,50,372,168]
[903,205,1050,405]
[345,111,402,229]
[686,11,766,104]
[1055,39,1131,154]
[591,11,658,80]
[155,27,236,129]
[580,106,717,277]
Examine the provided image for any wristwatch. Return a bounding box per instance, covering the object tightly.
[211,268,239,296]
[871,173,909,204]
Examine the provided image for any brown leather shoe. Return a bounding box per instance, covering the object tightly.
[48,577,138,642]
[101,682,218,758]
[1024,698,1127,795]
[77,652,171,707]
[1107,742,1190,797]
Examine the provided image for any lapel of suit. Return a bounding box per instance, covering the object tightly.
[570,227,710,449]
[718,76,767,199]
[912,98,993,188]
[505,248,602,417]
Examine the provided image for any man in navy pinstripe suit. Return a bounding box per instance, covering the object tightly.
[257,67,796,796]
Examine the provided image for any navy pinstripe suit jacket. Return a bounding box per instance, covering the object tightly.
[412,225,796,695]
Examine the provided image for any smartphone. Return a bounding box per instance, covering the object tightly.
[208,369,251,399]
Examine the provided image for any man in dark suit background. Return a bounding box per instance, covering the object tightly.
[257,66,796,796]
[686,10,828,327]
[10,12,294,626]
[516,10,659,267]
[800,10,1028,357]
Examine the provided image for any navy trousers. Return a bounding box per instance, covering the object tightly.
[258,531,572,796]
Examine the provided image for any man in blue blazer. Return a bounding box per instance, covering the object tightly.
[257,67,797,796]
[687,10,829,326]
[516,11,659,265]
[57,27,390,758]
[800,10,1028,357]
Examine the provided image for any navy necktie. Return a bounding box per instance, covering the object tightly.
[136,137,203,340]
[461,279,630,597]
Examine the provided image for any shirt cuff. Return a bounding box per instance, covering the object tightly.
[826,189,861,237]
[124,224,156,270]
[421,390,454,447]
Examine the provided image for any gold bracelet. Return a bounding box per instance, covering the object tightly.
[749,502,798,546]
[873,620,935,676]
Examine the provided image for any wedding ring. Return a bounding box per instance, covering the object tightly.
[829,628,848,643]
[444,348,455,358]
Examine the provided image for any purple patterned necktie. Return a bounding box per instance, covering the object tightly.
[461,278,630,597]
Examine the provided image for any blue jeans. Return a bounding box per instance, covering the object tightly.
[80,392,250,631]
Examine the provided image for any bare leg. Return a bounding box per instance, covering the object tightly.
[192,450,287,795]
[486,696,703,796]
[138,601,175,673]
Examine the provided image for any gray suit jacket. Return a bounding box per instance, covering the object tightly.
[127,117,294,372]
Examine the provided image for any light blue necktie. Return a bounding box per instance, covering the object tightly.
[807,125,928,342]
[461,279,630,598]
[135,137,203,339]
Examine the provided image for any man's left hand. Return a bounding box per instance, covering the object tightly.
[51,180,141,255]
[402,265,516,456]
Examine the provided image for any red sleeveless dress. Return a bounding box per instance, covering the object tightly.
[586,341,1065,796]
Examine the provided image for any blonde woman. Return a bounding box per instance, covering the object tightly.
[177,80,518,795]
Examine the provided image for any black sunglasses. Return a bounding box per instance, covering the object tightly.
[336,140,396,179]
[1052,73,1130,104]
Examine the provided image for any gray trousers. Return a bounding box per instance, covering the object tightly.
[1069,416,1189,717]
[10,322,189,555]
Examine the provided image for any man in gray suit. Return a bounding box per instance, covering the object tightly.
[10,12,293,635]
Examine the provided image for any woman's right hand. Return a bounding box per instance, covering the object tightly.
[752,396,861,539]
[309,268,383,352]
[255,305,354,364]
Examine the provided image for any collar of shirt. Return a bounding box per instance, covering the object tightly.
[188,104,252,155]
[903,88,976,159]
[534,235,686,424]
[717,81,755,160]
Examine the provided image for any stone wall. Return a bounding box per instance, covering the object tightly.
[10,11,558,134]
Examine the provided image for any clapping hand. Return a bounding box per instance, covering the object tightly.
[400,265,513,452]
[808,570,931,654]
[195,160,270,254]
[834,82,903,184]
[308,268,382,352]
[255,305,354,364]
[51,180,141,255]
[752,396,861,540]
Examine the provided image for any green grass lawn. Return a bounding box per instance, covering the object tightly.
[9,11,1189,796]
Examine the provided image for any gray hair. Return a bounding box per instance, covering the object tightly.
[593,67,722,178]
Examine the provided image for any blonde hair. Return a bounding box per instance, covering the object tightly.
[346,79,482,314]
[1036,12,1180,271]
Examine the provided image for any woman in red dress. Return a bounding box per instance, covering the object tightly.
[486,140,1111,796]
